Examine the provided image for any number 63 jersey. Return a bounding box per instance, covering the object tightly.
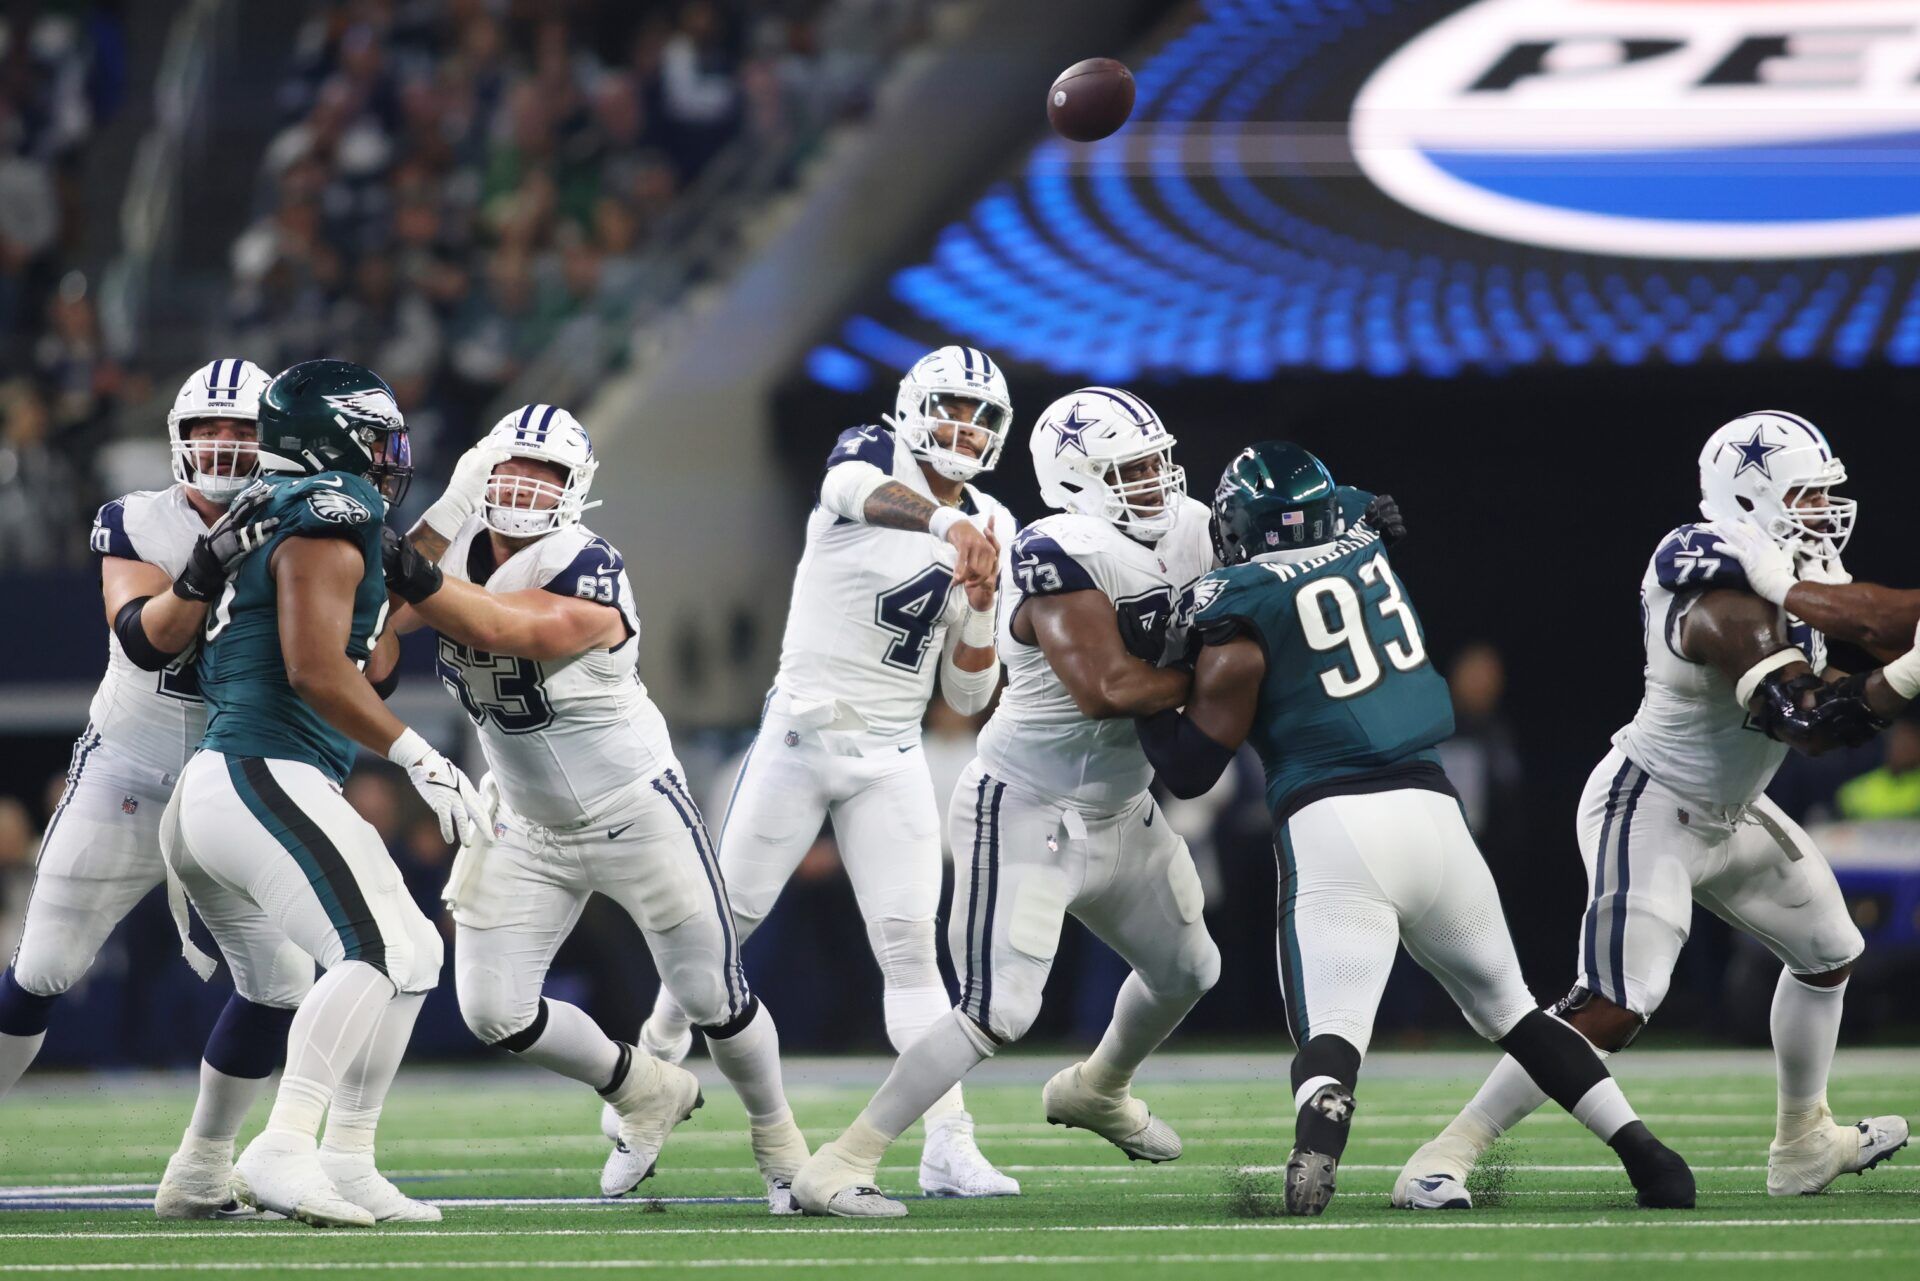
[437,515,674,828]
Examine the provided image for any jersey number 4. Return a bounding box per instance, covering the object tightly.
[875,565,954,672]
[1296,553,1426,699]
[437,640,554,734]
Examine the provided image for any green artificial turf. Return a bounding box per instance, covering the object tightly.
[2,1049,1914,1279]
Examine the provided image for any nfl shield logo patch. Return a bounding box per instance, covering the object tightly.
[784,730,800,748]
[1264,530,1280,545]
[121,795,139,815]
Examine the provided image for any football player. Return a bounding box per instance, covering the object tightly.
[384,405,802,1208]
[1134,441,1697,1215]
[166,360,479,1227]
[631,346,1020,1197]
[0,359,313,1219]
[1398,411,1918,1207]
[793,387,1221,1218]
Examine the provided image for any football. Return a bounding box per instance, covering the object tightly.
[1047,56,1135,142]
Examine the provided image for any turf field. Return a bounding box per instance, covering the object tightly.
[2,1048,1915,1279]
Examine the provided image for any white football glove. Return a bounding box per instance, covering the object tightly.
[1710,520,1797,606]
[418,442,509,542]
[387,728,485,845]
[1800,552,1852,586]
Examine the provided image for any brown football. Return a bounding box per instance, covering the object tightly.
[1047,57,1135,143]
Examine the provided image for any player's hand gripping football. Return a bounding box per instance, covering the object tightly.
[1710,520,1797,605]
[387,728,487,845]
[172,480,279,602]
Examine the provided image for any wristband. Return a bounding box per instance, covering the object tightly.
[929,507,962,540]
[959,604,996,648]
[386,726,431,767]
[1884,649,1920,702]
[1735,647,1807,710]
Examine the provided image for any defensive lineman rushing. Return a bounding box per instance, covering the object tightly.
[1399,411,1919,1208]
[633,347,1021,1197]
[795,387,1223,1218]
[1136,442,1695,1214]
[168,360,482,1227]
[0,359,308,1218]
[383,405,805,1207]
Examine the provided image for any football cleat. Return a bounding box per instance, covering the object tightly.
[234,1129,375,1228]
[154,1135,254,1220]
[793,1142,906,1218]
[920,1112,1021,1197]
[600,1053,704,1197]
[317,1150,442,1222]
[1768,1109,1910,1197]
[1392,1132,1480,1210]
[752,1116,811,1216]
[1284,1148,1339,1216]
[1042,1061,1182,1163]
[1610,1120,1696,1209]
[600,1022,697,1144]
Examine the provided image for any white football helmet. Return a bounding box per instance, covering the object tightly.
[1031,386,1185,541]
[167,358,270,504]
[884,345,1013,481]
[479,403,598,538]
[1698,410,1854,563]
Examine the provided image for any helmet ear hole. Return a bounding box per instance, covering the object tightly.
[1736,496,1754,512]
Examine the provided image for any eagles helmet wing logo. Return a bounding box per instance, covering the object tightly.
[308,487,371,525]
[322,388,404,434]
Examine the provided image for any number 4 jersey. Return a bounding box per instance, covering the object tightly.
[1190,520,1454,820]
[438,515,675,827]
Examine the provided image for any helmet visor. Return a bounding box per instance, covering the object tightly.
[367,427,413,508]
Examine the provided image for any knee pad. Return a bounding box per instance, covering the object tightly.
[456,961,540,1047]
[228,937,316,1009]
[659,962,730,1029]
[385,909,445,996]
[10,906,109,998]
[978,972,1045,1044]
[1178,931,1222,999]
[866,915,940,991]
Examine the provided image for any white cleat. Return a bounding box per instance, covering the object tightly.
[920,1112,1020,1197]
[1042,1062,1182,1163]
[793,1142,907,1218]
[600,1052,704,1197]
[1769,1110,1910,1196]
[600,1021,697,1143]
[154,1135,255,1219]
[1393,1133,1480,1209]
[752,1116,811,1216]
[317,1150,443,1222]
[234,1130,375,1228]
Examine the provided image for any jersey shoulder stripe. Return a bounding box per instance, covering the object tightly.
[824,424,896,475]
[1010,522,1098,598]
[90,497,139,560]
[541,532,626,602]
[1652,524,1751,594]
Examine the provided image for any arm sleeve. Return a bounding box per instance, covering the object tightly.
[113,596,181,671]
[938,614,1000,715]
[1136,709,1237,800]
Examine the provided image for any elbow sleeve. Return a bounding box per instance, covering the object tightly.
[1135,709,1236,800]
[941,651,1000,715]
[370,666,401,700]
[818,460,892,523]
[113,596,181,672]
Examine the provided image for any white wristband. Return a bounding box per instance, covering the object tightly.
[929,506,962,541]
[386,726,431,767]
[959,604,996,648]
[1735,648,1808,710]
[1884,650,1920,702]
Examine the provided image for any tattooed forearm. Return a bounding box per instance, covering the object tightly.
[406,523,452,566]
[862,480,939,532]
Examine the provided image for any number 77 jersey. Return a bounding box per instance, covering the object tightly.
[1190,524,1454,818]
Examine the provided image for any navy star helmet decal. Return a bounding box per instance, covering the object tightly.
[1051,405,1095,457]
[1726,424,1785,479]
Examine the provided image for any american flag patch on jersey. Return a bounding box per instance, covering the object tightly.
[1282,510,1304,525]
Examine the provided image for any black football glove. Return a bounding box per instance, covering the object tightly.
[171,481,277,602]
[1364,493,1407,546]
[1117,605,1199,671]
[381,526,444,604]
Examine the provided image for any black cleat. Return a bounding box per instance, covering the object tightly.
[1611,1120,1696,1209]
[1284,1148,1338,1216]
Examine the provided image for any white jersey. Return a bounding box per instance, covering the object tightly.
[85,487,210,783]
[439,516,676,828]
[774,424,1017,741]
[1613,523,1827,813]
[977,497,1216,814]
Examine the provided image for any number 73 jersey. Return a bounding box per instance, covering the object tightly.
[1190,524,1453,817]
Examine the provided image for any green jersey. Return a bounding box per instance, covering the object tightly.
[197,473,388,783]
[1191,523,1454,819]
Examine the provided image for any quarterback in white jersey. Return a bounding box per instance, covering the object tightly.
[1401,411,1920,1209]
[638,346,1021,1198]
[795,386,1222,1219]
[0,359,320,1219]
[390,404,807,1210]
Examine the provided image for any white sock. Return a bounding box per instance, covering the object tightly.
[515,999,621,1088]
[187,1063,269,1146]
[0,1032,46,1098]
[1455,1054,1551,1147]
[1772,970,1848,1127]
[320,991,425,1157]
[266,960,394,1138]
[1571,1078,1639,1143]
[644,987,692,1047]
[865,1008,995,1141]
[885,982,965,1125]
[705,1002,793,1126]
[1083,972,1199,1094]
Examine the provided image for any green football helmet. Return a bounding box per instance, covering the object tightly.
[1210,440,1338,565]
[255,359,413,507]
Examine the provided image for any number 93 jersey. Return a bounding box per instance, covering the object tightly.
[1190,522,1452,819]
[198,473,390,784]
[977,497,1215,814]
[437,515,675,828]
[1614,523,1825,813]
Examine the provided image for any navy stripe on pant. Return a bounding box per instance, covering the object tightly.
[652,769,748,1020]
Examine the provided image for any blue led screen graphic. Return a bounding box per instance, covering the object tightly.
[809,0,1920,385]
